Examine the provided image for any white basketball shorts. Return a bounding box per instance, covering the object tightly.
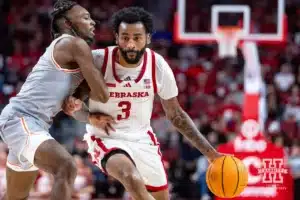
[84,132,168,192]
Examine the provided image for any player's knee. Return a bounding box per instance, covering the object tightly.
[55,158,77,182]
[120,169,144,191]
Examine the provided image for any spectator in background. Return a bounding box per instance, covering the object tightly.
[288,142,300,200]
[274,63,295,92]
[178,44,199,71]
[32,171,53,199]
[191,131,219,200]
[283,84,300,122]
[73,154,94,200]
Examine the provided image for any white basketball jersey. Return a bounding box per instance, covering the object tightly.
[87,46,160,142]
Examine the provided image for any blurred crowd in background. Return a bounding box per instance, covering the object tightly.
[0,0,299,199]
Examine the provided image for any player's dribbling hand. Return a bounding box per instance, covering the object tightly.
[62,96,83,116]
[208,152,233,163]
[88,113,116,135]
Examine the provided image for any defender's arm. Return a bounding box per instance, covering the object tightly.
[71,38,109,102]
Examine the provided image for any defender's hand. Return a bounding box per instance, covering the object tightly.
[62,96,83,116]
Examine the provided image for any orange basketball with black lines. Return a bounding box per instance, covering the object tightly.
[206,155,248,198]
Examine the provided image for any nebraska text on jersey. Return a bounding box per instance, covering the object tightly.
[109,91,150,98]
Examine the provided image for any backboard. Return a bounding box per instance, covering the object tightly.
[174,0,287,52]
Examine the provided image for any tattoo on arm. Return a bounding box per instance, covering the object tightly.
[161,97,217,158]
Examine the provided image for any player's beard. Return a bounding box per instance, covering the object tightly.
[119,46,146,64]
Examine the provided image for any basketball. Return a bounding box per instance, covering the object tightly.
[206,155,248,198]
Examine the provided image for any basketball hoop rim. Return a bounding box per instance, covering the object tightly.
[214,26,245,39]
[173,12,288,45]
[216,26,243,31]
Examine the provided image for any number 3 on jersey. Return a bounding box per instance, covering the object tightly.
[117,101,131,120]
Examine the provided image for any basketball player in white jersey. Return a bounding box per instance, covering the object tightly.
[0,1,109,200]
[63,7,224,200]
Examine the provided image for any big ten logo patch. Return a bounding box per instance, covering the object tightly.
[258,158,288,184]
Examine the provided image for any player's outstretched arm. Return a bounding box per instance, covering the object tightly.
[156,52,224,162]
[161,97,222,163]
[71,38,109,103]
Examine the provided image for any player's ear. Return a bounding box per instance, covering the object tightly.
[64,18,72,29]
[147,34,151,45]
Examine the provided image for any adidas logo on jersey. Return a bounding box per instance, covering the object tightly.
[124,76,131,81]
[123,83,132,87]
